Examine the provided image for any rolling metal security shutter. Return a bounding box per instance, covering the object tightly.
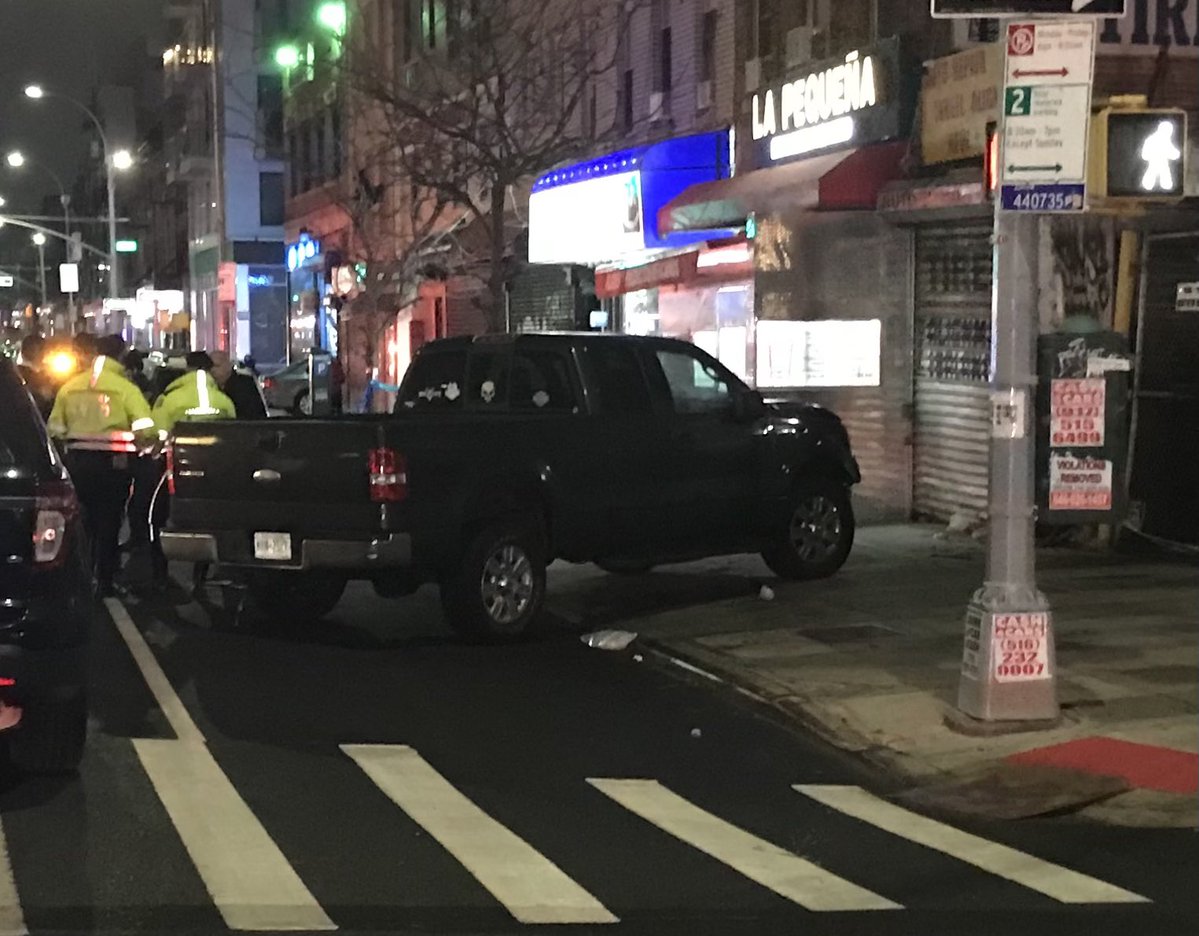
[508,265,576,333]
[913,223,993,523]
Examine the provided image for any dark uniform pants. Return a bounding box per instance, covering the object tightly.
[65,451,131,591]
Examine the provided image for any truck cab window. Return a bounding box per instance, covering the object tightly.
[654,348,734,416]
[582,343,653,415]
[510,349,578,413]
[397,351,467,409]
[467,351,510,408]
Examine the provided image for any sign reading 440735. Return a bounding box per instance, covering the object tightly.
[931,2,1126,16]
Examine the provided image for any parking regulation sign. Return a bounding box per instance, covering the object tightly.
[931,2,1126,16]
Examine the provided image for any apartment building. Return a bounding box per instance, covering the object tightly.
[163,0,289,361]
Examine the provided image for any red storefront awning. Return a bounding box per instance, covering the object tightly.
[658,140,908,234]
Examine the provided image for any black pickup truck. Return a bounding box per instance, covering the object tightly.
[162,334,860,640]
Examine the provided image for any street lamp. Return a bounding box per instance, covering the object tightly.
[31,233,47,307]
[24,83,127,299]
[8,150,76,322]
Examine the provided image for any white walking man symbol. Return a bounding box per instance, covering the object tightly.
[1140,120,1182,193]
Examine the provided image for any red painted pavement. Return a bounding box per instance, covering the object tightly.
[1007,737,1199,795]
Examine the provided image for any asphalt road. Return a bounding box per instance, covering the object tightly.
[1,560,1195,936]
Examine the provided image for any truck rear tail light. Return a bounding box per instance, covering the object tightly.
[165,443,176,495]
[33,480,78,566]
[368,448,408,502]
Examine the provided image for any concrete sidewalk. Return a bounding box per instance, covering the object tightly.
[625,526,1198,828]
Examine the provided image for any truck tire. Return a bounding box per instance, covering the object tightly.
[7,691,87,775]
[247,571,347,622]
[762,480,855,581]
[441,520,547,642]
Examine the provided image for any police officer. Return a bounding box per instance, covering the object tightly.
[149,351,237,587]
[47,334,157,597]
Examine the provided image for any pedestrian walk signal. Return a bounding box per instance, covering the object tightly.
[1090,108,1187,203]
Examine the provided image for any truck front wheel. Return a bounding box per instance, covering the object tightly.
[762,481,855,581]
[442,521,547,642]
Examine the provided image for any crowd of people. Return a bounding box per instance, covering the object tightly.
[16,333,254,597]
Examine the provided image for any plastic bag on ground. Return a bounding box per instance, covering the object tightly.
[581,629,638,651]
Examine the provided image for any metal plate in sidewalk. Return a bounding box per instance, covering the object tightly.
[797,624,900,645]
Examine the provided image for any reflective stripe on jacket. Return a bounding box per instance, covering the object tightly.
[152,370,237,433]
[47,356,156,451]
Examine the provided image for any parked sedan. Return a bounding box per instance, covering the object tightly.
[1,357,91,773]
[260,351,332,414]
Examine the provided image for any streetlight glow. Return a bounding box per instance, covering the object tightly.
[24,85,44,99]
[6,152,24,168]
[112,150,134,171]
[317,2,347,36]
[275,45,301,69]
[32,233,46,246]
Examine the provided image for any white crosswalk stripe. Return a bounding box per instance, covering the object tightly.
[794,785,1150,905]
[0,819,27,936]
[344,744,618,925]
[588,778,901,912]
[106,599,336,932]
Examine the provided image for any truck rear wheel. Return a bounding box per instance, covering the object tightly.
[247,571,347,622]
[762,481,855,581]
[7,691,87,775]
[442,521,546,642]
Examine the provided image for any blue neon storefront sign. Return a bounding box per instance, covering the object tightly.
[286,234,321,272]
[528,130,733,265]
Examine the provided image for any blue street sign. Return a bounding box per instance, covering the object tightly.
[1000,182,1086,213]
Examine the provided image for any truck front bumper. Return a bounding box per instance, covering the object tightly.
[160,532,413,570]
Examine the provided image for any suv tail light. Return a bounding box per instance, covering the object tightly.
[368,447,408,502]
[33,480,78,566]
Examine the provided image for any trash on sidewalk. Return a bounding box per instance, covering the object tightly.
[581,629,638,651]
[758,585,775,601]
[690,728,702,739]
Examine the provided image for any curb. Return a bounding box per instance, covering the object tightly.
[638,635,926,782]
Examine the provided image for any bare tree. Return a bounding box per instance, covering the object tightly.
[343,0,639,333]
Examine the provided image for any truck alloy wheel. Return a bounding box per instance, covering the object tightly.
[442,521,547,642]
[762,481,855,581]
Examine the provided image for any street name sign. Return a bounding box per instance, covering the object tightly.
[1000,18,1097,212]
[931,2,1126,16]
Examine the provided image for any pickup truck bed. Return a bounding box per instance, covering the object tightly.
[164,333,860,640]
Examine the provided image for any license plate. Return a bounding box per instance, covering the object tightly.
[253,532,292,561]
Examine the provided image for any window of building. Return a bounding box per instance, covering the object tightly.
[657,27,673,92]
[287,129,300,197]
[259,172,284,226]
[620,69,634,132]
[330,109,343,176]
[258,74,284,154]
[700,9,717,83]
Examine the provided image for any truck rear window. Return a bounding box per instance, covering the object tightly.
[397,351,467,410]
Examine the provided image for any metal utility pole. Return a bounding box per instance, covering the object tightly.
[956,13,1101,725]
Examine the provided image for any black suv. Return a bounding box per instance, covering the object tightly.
[0,357,90,773]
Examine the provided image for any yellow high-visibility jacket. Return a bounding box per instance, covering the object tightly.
[47,356,156,451]
[152,369,237,433]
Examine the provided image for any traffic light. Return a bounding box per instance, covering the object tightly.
[1089,104,1188,204]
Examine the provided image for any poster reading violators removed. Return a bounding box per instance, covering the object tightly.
[1049,455,1113,511]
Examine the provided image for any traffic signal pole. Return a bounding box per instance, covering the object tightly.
[957,206,1058,723]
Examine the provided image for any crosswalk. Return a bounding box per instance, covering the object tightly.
[0,743,1154,933]
[0,600,1159,933]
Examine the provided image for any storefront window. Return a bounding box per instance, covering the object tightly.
[756,319,883,389]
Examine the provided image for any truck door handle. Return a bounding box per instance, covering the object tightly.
[253,469,282,484]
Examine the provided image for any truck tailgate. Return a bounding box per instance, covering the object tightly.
[170,419,389,534]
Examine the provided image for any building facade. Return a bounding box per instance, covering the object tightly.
[164,0,289,362]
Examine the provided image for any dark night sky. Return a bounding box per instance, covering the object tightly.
[0,0,163,279]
